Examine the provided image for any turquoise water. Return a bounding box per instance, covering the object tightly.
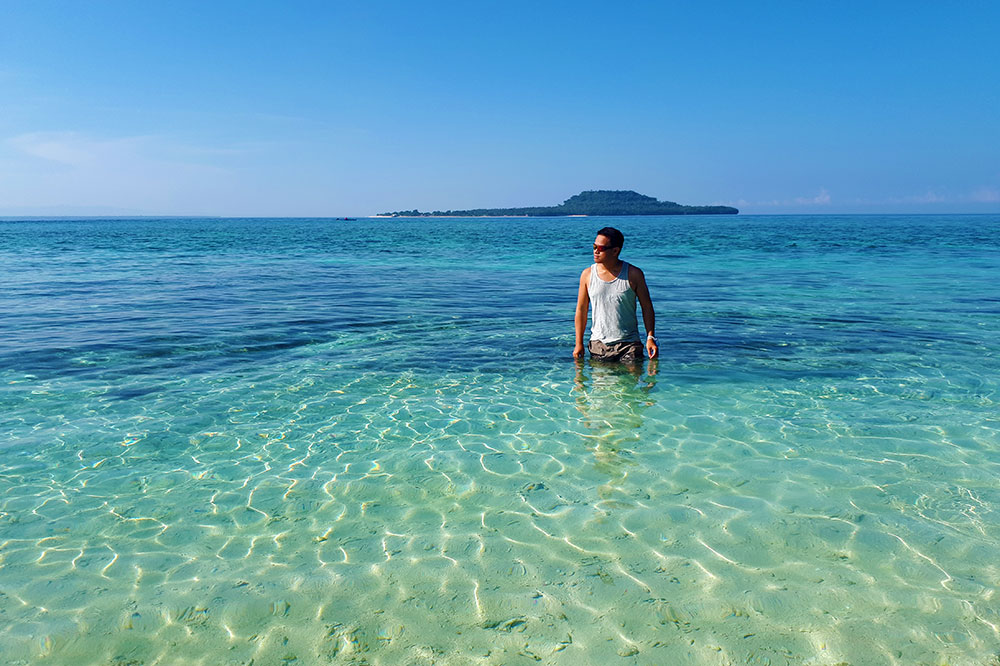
[1,214,998,665]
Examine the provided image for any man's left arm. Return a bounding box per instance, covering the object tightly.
[631,265,658,359]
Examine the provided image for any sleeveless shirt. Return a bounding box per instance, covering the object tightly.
[589,261,640,343]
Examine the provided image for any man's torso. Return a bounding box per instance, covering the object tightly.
[588,261,640,345]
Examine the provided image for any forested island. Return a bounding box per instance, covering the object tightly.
[379,190,738,217]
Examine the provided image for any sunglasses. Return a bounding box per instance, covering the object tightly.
[593,244,616,252]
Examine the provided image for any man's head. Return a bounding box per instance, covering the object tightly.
[593,226,624,262]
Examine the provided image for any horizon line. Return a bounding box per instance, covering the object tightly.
[3,211,999,221]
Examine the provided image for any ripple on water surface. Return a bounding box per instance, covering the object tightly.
[2,354,1000,665]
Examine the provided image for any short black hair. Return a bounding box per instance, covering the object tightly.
[596,226,624,249]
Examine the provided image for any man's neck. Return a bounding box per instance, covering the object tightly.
[597,258,623,276]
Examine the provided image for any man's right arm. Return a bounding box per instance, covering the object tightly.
[573,267,590,359]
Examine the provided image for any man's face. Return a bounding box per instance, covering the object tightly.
[593,235,618,262]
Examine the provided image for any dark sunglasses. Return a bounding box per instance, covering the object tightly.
[593,243,616,252]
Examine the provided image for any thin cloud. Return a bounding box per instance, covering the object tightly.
[732,185,1000,212]
[1,131,237,215]
[7,131,243,167]
[11,132,96,168]
[906,191,947,204]
[723,189,832,208]
[794,188,831,205]
[884,187,1000,205]
[970,187,1000,203]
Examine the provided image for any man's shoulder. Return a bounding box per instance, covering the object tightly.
[580,265,593,279]
[626,263,648,290]
[627,263,645,278]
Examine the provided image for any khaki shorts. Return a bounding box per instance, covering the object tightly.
[589,339,645,362]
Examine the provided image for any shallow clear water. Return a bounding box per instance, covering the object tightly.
[1,215,998,665]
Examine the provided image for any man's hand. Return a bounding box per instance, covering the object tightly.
[573,343,585,359]
[646,338,658,359]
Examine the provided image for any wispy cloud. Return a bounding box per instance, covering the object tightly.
[725,188,832,209]
[883,186,1000,205]
[1,131,239,215]
[970,187,1000,203]
[729,184,1000,213]
[9,132,143,167]
[886,190,948,204]
[7,131,245,168]
[794,188,831,205]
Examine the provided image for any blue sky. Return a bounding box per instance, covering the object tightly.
[1,1,997,216]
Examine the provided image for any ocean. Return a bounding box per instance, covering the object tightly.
[1,214,998,665]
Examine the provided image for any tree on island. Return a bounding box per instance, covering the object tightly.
[380,190,738,217]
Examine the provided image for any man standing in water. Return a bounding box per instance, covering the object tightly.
[573,227,658,362]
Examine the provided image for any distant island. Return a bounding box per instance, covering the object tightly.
[378,190,738,217]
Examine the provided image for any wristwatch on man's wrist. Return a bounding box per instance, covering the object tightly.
[647,333,657,345]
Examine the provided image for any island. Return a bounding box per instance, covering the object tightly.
[378,190,738,217]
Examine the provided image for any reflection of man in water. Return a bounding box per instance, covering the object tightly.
[573,354,657,501]
[573,227,659,362]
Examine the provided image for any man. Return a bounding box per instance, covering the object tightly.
[573,227,658,362]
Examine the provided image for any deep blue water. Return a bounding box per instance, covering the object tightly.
[4,215,996,377]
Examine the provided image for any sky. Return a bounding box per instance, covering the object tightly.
[1,1,998,216]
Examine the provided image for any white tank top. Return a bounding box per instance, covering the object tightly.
[589,262,640,343]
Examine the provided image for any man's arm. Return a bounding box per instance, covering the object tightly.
[630,265,658,359]
[573,267,590,359]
